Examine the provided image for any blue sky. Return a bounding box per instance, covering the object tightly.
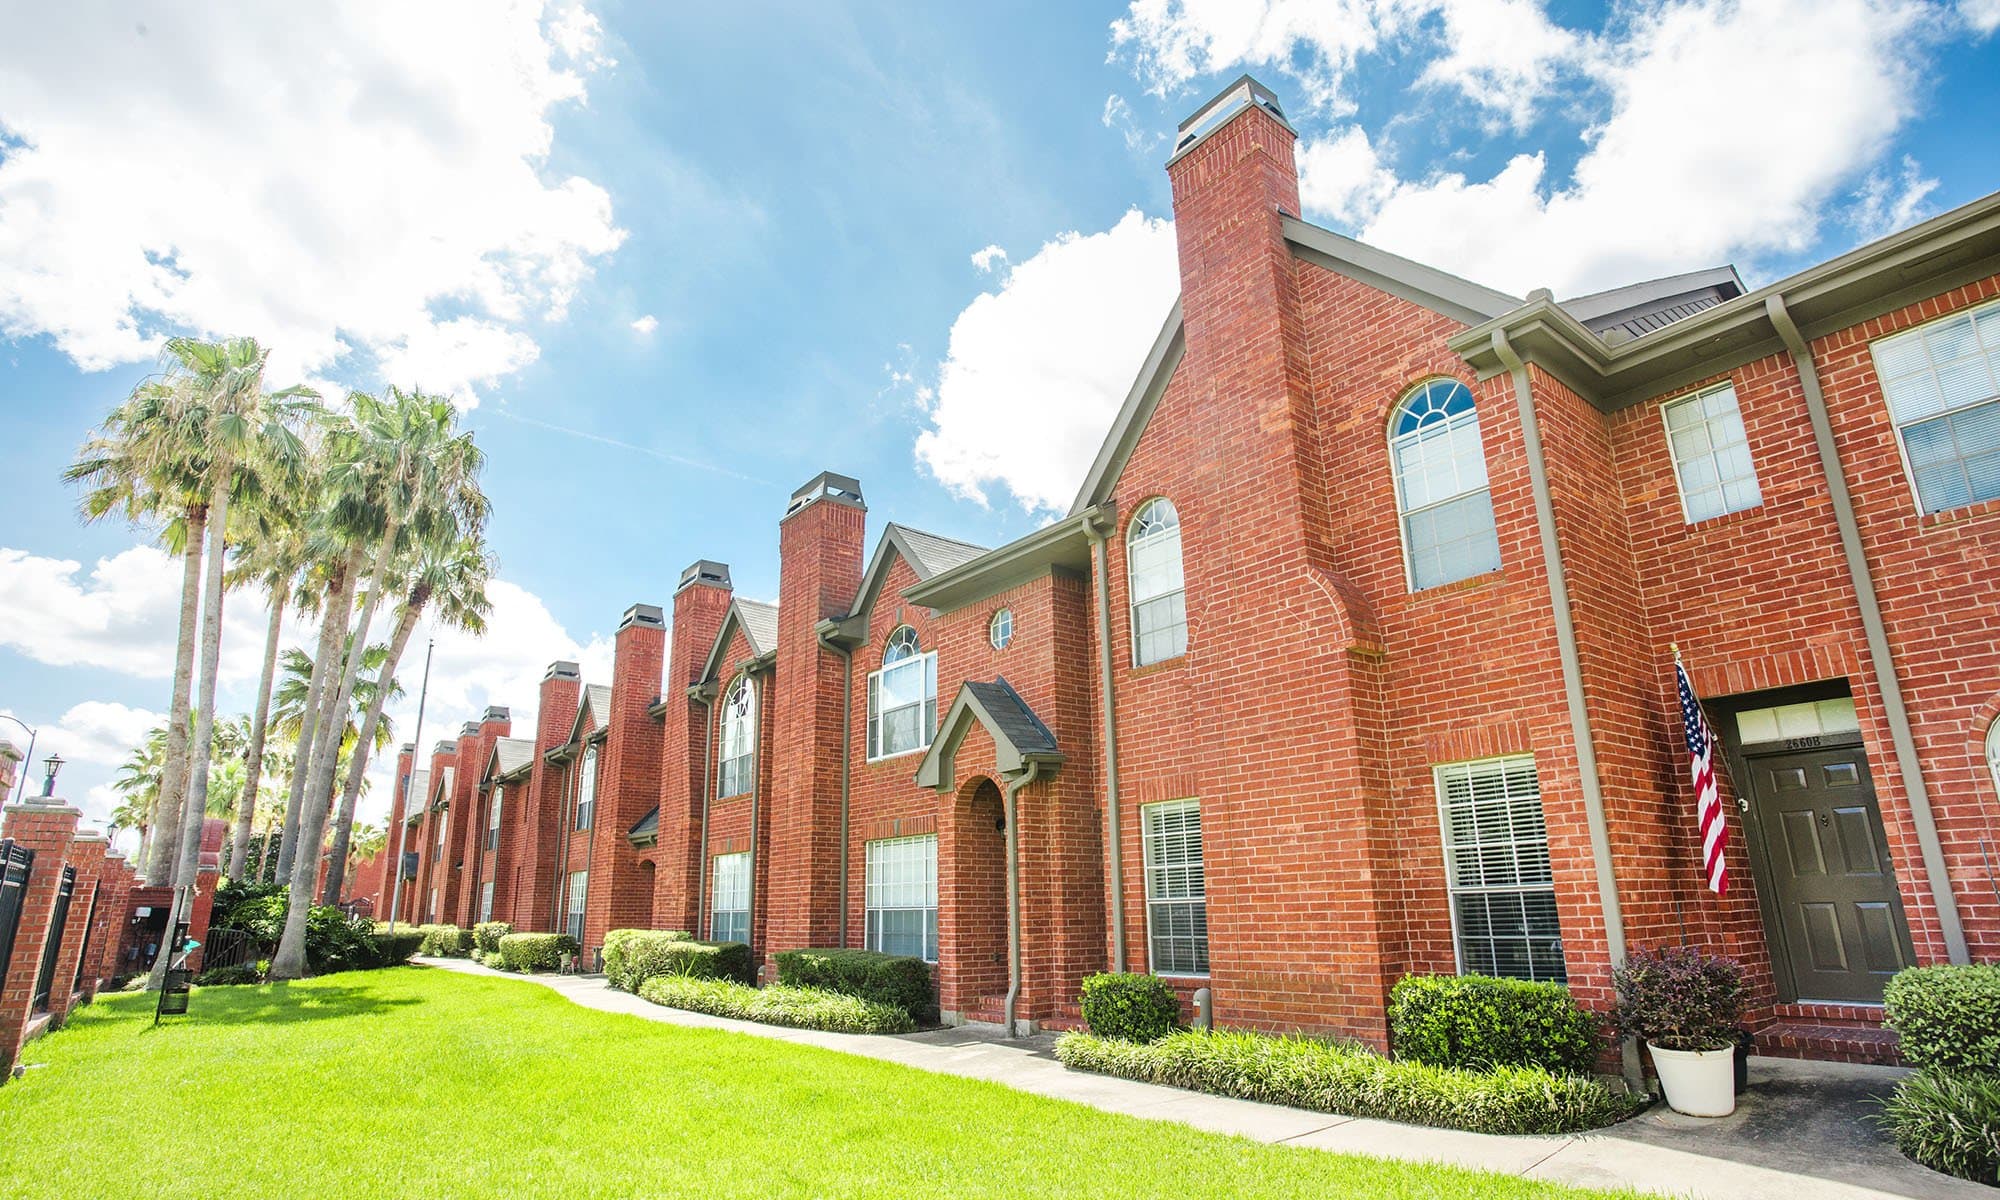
[2,0,1997,839]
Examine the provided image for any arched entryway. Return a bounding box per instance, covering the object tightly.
[943,776,1008,1020]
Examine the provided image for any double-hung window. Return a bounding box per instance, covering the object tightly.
[574,745,597,830]
[1391,379,1501,589]
[1663,382,1762,522]
[485,785,502,853]
[1142,799,1207,975]
[865,835,937,961]
[709,852,751,945]
[1127,498,1187,666]
[717,676,755,797]
[866,627,936,760]
[1436,756,1566,982]
[1871,298,2000,513]
[566,870,587,944]
[479,881,493,923]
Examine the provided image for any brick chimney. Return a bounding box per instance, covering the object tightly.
[413,738,458,924]
[515,661,580,931]
[767,472,867,958]
[583,603,667,951]
[451,707,512,926]
[656,561,734,932]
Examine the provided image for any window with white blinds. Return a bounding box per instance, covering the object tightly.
[1663,382,1762,522]
[566,870,587,944]
[867,627,937,760]
[575,746,598,830]
[1436,756,1566,982]
[485,785,502,852]
[717,675,756,797]
[710,852,751,945]
[1142,799,1207,976]
[1127,498,1188,666]
[864,835,937,962]
[1872,298,2000,513]
[479,881,494,923]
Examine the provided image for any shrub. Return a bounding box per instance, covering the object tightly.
[497,932,577,973]
[194,964,260,987]
[472,922,514,955]
[209,879,287,941]
[415,924,470,958]
[478,950,507,970]
[602,928,694,991]
[1057,1028,1637,1135]
[1884,964,2000,1072]
[638,976,915,1035]
[1078,972,1181,1043]
[372,930,425,967]
[305,906,383,974]
[1611,946,1743,1051]
[774,949,934,1022]
[1390,974,1601,1076]
[1880,1069,2000,1185]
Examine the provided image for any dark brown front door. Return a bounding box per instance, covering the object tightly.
[1743,745,1913,1003]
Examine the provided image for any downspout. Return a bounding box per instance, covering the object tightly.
[836,646,855,948]
[1086,519,1127,972]
[551,753,576,934]
[1767,295,1968,964]
[1001,760,1044,1038]
[746,669,766,961]
[691,684,716,936]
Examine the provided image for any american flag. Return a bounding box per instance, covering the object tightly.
[1676,657,1729,894]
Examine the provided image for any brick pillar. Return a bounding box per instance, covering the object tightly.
[82,852,135,998]
[767,473,867,960]
[44,832,107,1021]
[584,604,667,955]
[514,663,580,932]
[443,720,480,926]
[657,562,733,933]
[1,795,81,1079]
[415,741,457,924]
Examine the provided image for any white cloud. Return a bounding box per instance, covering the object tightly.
[970,245,1008,274]
[36,700,163,768]
[630,313,660,335]
[0,0,625,403]
[1963,0,2000,32]
[914,210,1180,513]
[1849,155,1941,241]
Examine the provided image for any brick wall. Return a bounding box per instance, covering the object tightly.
[580,607,667,958]
[654,570,732,932]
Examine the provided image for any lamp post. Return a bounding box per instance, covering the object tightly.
[0,713,34,807]
[41,753,65,797]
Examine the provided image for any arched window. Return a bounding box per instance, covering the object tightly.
[718,674,756,798]
[1987,719,2000,800]
[1128,498,1187,666]
[1390,379,1501,590]
[868,625,937,760]
[989,607,1014,650]
[575,745,598,830]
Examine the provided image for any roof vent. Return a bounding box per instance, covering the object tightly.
[544,660,581,682]
[785,471,865,517]
[1169,74,1293,164]
[621,602,666,630]
[677,559,733,592]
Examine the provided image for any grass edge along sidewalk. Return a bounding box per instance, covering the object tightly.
[0,967,1644,1200]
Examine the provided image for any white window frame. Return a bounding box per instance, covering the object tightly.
[1389,378,1502,591]
[574,745,598,830]
[485,784,502,852]
[717,675,756,798]
[1871,296,2000,514]
[565,870,587,944]
[1126,497,1187,667]
[1435,756,1566,983]
[864,834,938,962]
[866,627,937,762]
[479,880,494,923]
[1141,798,1208,977]
[989,607,1014,650]
[709,851,751,945]
[1661,381,1762,523]
[1986,719,2000,803]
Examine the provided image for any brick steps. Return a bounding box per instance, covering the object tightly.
[1757,1021,1902,1066]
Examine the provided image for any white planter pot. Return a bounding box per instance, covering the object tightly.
[1648,1042,1737,1117]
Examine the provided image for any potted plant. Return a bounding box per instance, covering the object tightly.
[1612,946,1746,1117]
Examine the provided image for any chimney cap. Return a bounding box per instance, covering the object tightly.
[400,742,416,753]
[677,560,732,593]
[544,660,581,681]
[433,740,457,756]
[1169,74,1293,164]
[459,721,480,737]
[785,471,865,517]
[620,603,666,630]
[483,705,511,722]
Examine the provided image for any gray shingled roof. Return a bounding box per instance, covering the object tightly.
[737,599,779,658]
[583,684,612,730]
[627,805,659,845]
[895,525,989,578]
[405,770,429,822]
[1560,266,1745,342]
[962,679,1058,755]
[490,736,534,779]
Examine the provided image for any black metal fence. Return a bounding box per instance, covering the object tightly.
[32,865,75,1013]
[198,927,264,974]
[0,840,34,1003]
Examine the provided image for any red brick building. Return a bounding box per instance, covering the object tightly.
[377,76,2000,1059]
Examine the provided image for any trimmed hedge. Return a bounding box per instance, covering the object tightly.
[478,950,507,970]
[372,930,425,967]
[1884,964,2000,1072]
[602,928,694,991]
[1881,1068,2000,1186]
[637,976,915,1035]
[1389,974,1601,1076]
[1056,1029,1638,1135]
[1079,972,1180,1043]
[473,922,513,955]
[194,964,260,987]
[415,924,472,958]
[773,948,933,1022]
[497,932,577,973]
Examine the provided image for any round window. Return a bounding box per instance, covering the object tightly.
[988,607,1014,650]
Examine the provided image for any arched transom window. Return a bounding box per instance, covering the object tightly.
[1391,379,1501,590]
[868,625,937,760]
[1128,497,1187,666]
[718,674,756,798]
[1987,719,2000,802]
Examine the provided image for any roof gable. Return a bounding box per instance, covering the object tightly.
[566,683,612,744]
[848,523,990,621]
[485,736,534,782]
[914,677,1062,790]
[701,597,778,684]
[1068,300,1185,516]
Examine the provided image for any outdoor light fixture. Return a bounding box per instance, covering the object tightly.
[41,752,64,797]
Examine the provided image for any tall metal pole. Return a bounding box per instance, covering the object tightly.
[386,640,434,934]
[0,714,36,808]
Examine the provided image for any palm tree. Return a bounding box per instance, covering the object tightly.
[322,530,493,901]
[109,726,169,865]
[274,387,485,979]
[225,494,312,880]
[273,519,358,882]
[271,645,401,758]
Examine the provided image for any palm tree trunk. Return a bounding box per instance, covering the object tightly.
[145,505,207,885]
[229,584,287,880]
[149,478,230,990]
[275,562,353,881]
[321,598,420,902]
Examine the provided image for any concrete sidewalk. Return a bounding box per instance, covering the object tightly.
[417,958,1978,1200]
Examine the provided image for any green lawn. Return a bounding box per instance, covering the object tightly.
[0,969,1642,1199]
